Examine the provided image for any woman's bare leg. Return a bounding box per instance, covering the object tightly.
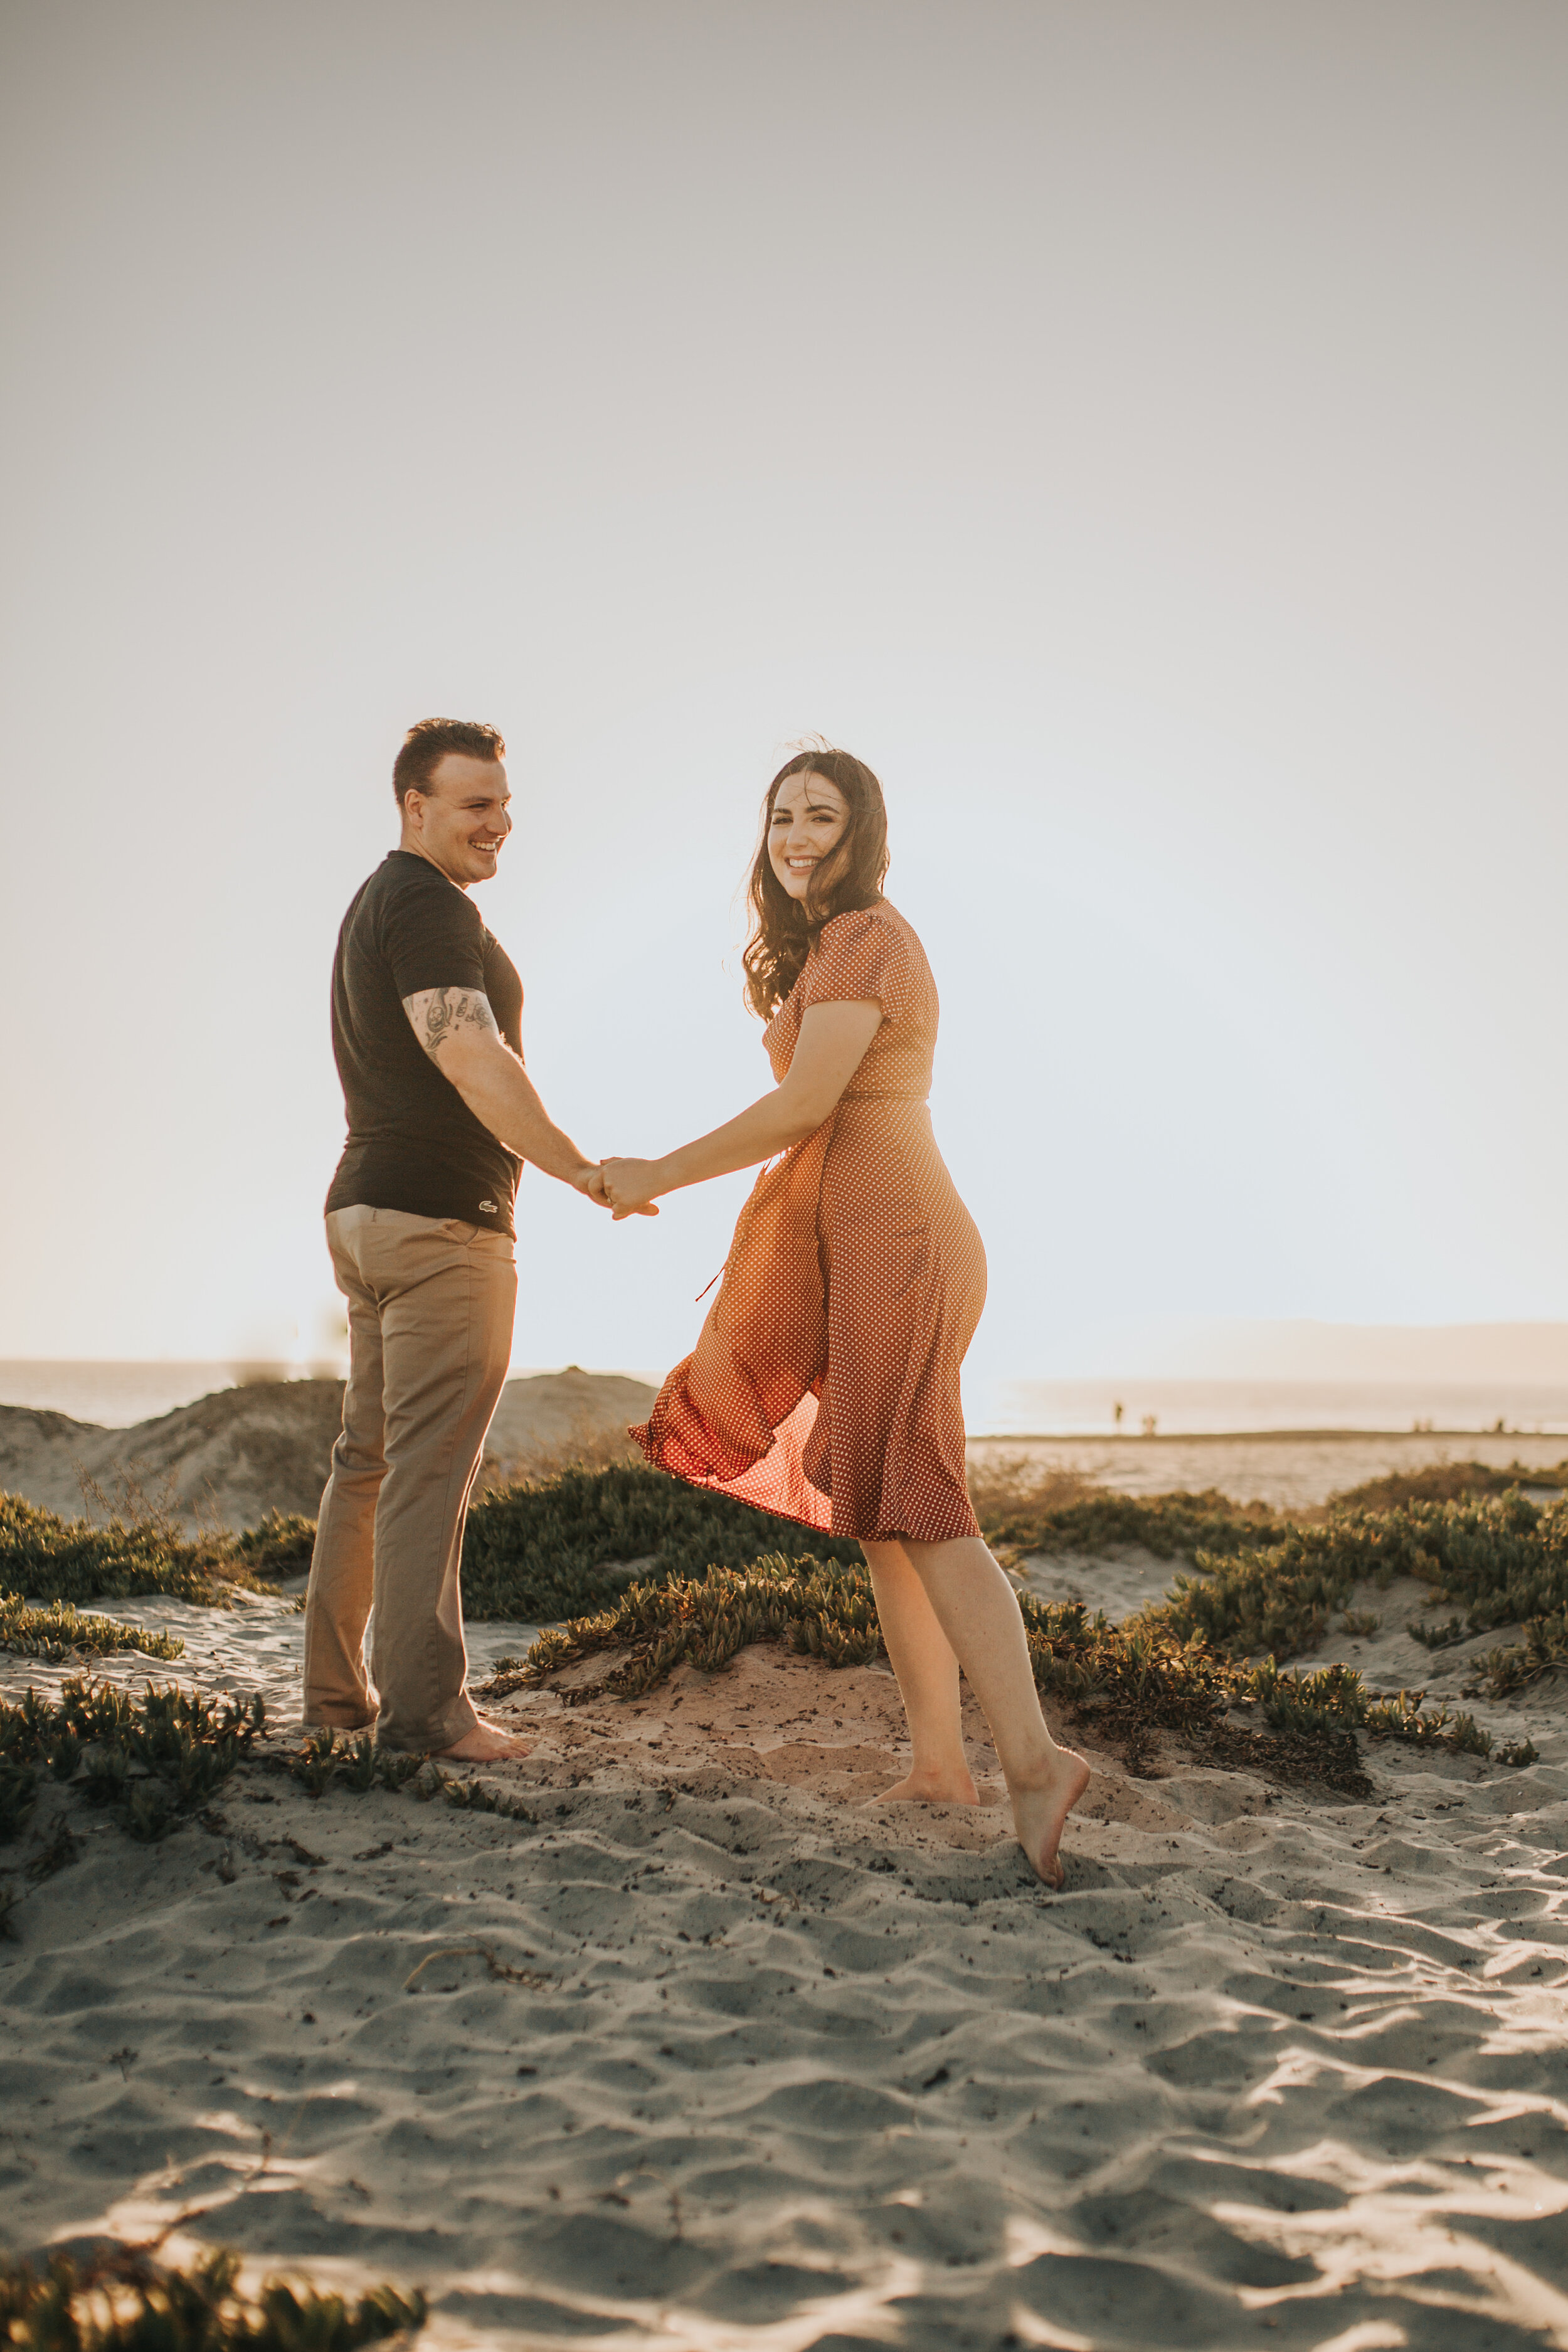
[900,1535,1090,1888]
[861,1539,978,1804]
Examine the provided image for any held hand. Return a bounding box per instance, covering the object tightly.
[600,1156,664,1219]
[574,1163,612,1207]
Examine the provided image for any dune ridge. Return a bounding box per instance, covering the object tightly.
[0,1369,656,1536]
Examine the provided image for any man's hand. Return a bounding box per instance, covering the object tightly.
[571,1160,659,1216]
[600,1157,665,1220]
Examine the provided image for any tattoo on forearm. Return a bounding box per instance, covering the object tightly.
[403,987,499,1062]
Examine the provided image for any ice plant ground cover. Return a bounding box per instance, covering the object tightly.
[0,1458,1560,1825]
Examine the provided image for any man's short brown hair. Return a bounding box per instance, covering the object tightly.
[393,718,506,806]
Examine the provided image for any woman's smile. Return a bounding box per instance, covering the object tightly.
[769,771,850,902]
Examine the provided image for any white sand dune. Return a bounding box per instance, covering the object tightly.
[0,1369,657,1535]
[3,1569,1566,2346]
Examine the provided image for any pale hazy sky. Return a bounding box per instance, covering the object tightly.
[2,1,1564,1384]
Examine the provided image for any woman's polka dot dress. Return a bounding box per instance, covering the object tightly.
[631,902,987,1542]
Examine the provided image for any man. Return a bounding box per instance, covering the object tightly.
[304,717,623,1759]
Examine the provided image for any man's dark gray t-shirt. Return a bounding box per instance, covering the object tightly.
[325,850,524,1239]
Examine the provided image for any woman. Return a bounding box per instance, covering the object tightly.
[601,748,1088,1888]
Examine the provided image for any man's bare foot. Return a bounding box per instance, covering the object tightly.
[1009,1747,1091,1888]
[867,1767,980,1808]
[436,1716,532,1762]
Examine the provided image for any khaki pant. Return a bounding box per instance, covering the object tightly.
[303,1205,517,1752]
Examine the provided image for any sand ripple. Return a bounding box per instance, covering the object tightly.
[0,1616,1564,2348]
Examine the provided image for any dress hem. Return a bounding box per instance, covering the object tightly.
[627,1420,981,1548]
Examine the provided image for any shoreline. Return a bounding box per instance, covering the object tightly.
[971,1425,1568,1443]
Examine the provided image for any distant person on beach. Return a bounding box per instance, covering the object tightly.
[599,748,1089,1887]
[304,718,640,1761]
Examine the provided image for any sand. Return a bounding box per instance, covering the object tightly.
[3,1519,1567,2346]
[971,1428,1568,1513]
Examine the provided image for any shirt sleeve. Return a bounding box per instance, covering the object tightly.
[382,874,489,999]
[802,909,916,1022]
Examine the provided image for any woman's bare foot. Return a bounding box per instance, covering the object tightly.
[868,1766,980,1807]
[436,1715,532,1762]
[1009,1747,1091,1888]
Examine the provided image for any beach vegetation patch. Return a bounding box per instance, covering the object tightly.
[285,1727,430,1799]
[980,1486,1281,1568]
[0,1592,184,1663]
[485,1546,1519,1788]
[1250,1658,1485,1753]
[0,2242,424,2349]
[487,1550,884,1703]
[290,1727,415,1796]
[1469,1611,1568,1699]
[1328,1458,1567,1512]
[1018,1597,1228,1727]
[230,1510,317,1582]
[458,1461,865,1619]
[1409,1614,1465,1650]
[1019,1603,1514,1779]
[278,1730,535,1818]
[1149,1490,1568,1668]
[0,1494,276,1609]
[0,1678,265,1846]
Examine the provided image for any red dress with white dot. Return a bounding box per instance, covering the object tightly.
[630,901,987,1542]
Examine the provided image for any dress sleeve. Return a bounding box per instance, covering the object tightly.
[382,876,489,999]
[802,910,916,1022]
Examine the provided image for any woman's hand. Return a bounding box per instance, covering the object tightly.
[600,1157,665,1219]
[593,1000,883,1217]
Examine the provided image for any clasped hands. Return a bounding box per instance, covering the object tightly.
[577,1158,664,1219]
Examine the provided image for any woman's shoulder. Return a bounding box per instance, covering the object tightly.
[807,901,931,1014]
[815,898,920,951]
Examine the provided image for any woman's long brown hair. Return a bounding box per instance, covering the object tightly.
[741,747,890,1019]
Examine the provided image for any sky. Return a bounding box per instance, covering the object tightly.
[2,1,1564,1387]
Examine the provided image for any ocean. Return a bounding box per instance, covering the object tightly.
[2,1360,1564,1438]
